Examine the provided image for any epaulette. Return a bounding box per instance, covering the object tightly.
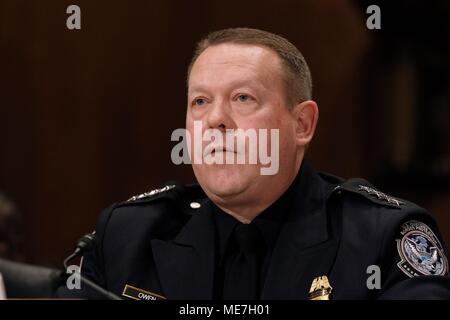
[336,178,405,209]
[117,183,207,216]
[126,184,177,202]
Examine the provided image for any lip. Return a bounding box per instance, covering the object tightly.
[203,145,237,157]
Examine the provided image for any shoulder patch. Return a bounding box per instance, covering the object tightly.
[396,220,448,277]
[337,178,405,208]
[126,184,176,202]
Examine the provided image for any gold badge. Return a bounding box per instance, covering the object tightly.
[308,275,332,300]
[122,284,166,300]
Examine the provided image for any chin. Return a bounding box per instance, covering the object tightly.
[194,164,256,199]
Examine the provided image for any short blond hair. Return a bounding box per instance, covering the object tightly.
[187,27,312,108]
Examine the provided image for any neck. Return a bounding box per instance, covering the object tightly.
[212,158,303,223]
[214,202,268,224]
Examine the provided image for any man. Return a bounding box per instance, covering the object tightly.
[66,28,450,300]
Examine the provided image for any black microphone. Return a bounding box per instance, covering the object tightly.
[76,233,96,252]
[63,232,121,300]
[63,233,96,269]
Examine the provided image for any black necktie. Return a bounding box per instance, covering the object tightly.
[223,223,266,300]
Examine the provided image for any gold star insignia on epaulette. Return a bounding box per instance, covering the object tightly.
[127,185,176,202]
[358,185,404,207]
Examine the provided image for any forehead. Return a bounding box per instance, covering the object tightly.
[188,43,283,90]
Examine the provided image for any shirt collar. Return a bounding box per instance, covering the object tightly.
[213,162,304,263]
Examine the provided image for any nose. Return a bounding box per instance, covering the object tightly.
[205,99,235,132]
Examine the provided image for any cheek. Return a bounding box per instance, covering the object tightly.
[245,100,290,129]
[234,110,295,156]
[267,115,297,158]
[187,103,209,121]
[185,118,193,134]
[244,110,294,140]
[279,123,297,152]
[236,115,275,132]
[186,110,195,128]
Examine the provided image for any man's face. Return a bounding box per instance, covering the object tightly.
[186,43,300,208]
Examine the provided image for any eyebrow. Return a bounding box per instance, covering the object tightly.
[188,79,267,95]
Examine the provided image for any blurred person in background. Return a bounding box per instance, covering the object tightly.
[0,193,25,262]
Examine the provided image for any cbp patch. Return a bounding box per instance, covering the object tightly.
[396,220,448,277]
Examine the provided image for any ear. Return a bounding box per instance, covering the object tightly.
[291,100,319,147]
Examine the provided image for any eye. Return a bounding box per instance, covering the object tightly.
[193,98,207,107]
[237,94,252,103]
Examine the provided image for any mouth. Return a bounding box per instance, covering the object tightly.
[203,145,237,157]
